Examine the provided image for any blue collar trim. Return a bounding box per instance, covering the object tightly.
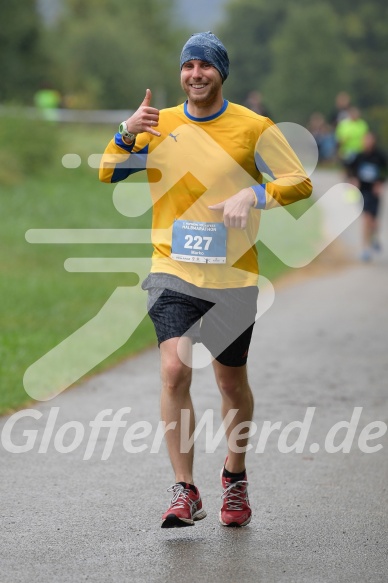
[184,99,228,122]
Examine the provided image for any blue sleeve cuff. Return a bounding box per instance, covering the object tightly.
[114,132,136,152]
[251,184,266,209]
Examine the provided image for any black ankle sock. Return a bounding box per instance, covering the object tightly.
[178,481,197,494]
[223,467,246,482]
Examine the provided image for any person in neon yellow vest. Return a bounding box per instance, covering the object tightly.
[335,106,369,176]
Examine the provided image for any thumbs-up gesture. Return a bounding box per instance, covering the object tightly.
[124,89,161,137]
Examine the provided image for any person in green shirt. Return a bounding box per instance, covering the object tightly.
[33,85,62,121]
[335,106,369,176]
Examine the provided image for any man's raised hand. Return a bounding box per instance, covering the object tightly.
[125,89,161,137]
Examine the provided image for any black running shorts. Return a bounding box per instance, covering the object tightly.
[361,188,380,218]
[144,279,258,367]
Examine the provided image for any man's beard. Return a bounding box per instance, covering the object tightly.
[184,82,220,108]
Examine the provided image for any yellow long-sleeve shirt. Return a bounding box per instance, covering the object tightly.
[100,100,312,289]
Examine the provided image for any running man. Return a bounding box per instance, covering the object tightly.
[100,32,312,528]
[350,131,387,261]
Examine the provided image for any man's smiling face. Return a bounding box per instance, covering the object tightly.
[180,59,223,109]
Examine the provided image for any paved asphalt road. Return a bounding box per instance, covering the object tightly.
[1,171,387,583]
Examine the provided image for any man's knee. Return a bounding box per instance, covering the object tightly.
[162,359,192,392]
[217,376,251,402]
[160,337,193,392]
[161,341,192,393]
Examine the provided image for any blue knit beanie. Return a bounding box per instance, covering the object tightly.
[180,32,229,82]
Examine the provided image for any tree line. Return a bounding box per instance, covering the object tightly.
[1,0,387,140]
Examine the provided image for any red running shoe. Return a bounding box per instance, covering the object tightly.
[220,466,251,527]
[161,482,207,528]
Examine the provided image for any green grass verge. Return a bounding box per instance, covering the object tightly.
[0,123,320,415]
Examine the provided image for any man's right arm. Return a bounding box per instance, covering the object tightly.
[99,88,160,184]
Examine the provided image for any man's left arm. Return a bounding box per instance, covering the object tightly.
[251,118,313,210]
[209,119,313,228]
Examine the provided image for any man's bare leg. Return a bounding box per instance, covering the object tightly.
[212,361,254,472]
[362,212,375,249]
[160,336,195,484]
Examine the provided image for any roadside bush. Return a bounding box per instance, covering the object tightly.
[0,112,60,184]
[365,106,388,151]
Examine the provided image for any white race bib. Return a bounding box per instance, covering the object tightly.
[171,220,227,264]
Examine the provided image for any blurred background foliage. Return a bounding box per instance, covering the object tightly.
[219,0,388,132]
[46,0,188,109]
[1,0,387,122]
[1,0,387,412]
